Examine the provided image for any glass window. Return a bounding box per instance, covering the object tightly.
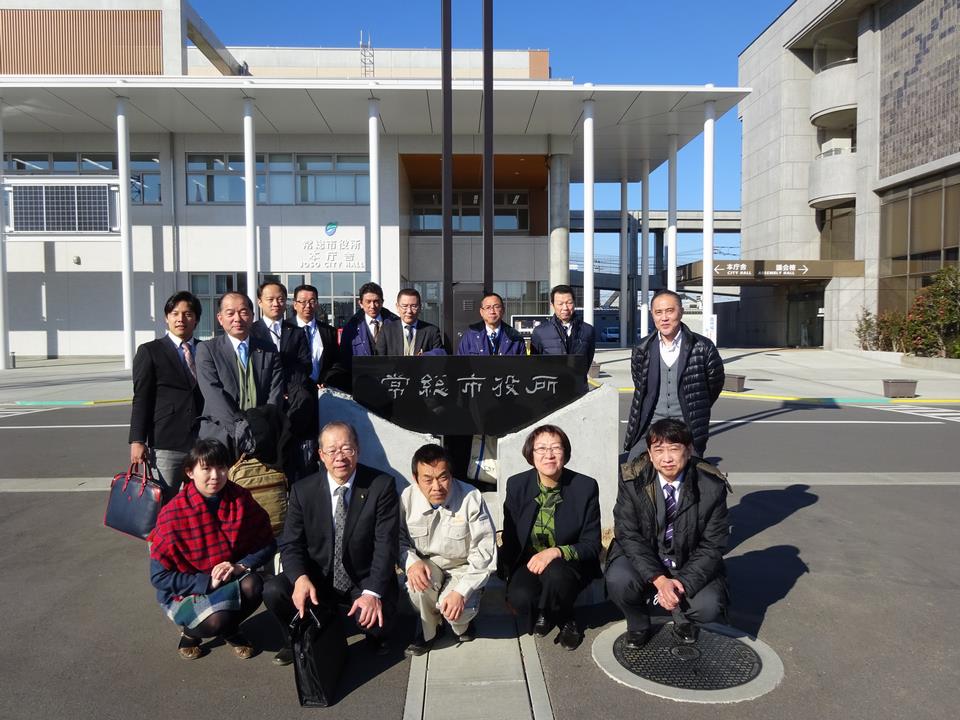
[11,153,50,172]
[298,155,333,172]
[945,184,960,249]
[461,208,481,231]
[880,198,909,262]
[336,155,369,171]
[267,173,294,204]
[356,175,370,204]
[186,154,221,171]
[269,154,294,172]
[910,189,942,255]
[494,209,520,231]
[190,275,210,296]
[130,154,160,172]
[80,153,117,172]
[334,175,355,203]
[52,153,79,173]
[333,273,354,296]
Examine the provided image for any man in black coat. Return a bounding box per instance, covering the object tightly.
[129,291,205,497]
[529,284,595,375]
[263,421,399,663]
[606,418,730,649]
[374,287,445,356]
[622,289,724,458]
[250,281,317,481]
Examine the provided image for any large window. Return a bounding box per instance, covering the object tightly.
[410,191,529,233]
[185,153,369,206]
[3,151,161,204]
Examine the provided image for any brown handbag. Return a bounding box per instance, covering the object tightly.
[228,454,288,536]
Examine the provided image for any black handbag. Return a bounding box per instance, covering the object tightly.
[290,604,348,708]
[103,462,163,540]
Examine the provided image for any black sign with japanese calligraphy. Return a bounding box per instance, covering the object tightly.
[351,355,590,436]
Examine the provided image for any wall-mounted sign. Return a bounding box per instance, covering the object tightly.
[295,223,366,271]
[677,259,864,285]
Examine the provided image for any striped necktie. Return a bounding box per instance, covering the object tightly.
[663,483,677,547]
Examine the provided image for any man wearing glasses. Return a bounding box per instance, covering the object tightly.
[263,421,400,663]
[374,287,445,356]
[292,284,345,389]
[456,291,526,356]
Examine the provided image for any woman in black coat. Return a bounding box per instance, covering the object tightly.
[499,424,601,650]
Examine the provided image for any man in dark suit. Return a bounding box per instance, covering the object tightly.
[195,291,284,460]
[263,421,400,664]
[251,280,317,480]
[129,291,205,497]
[456,291,526,356]
[374,287,445,356]
[530,284,596,376]
[339,281,398,384]
[292,283,346,390]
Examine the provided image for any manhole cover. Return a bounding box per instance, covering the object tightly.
[612,626,762,691]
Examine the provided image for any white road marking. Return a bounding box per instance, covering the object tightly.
[0,424,128,430]
[0,407,59,420]
[711,419,940,425]
[858,405,960,423]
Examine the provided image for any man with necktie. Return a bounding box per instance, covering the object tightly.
[605,418,730,650]
[195,291,283,460]
[263,421,400,664]
[529,284,595,376]
[129,291,205,498]
[456,291,526,357]
[374,288,444,356]
[250,281,316,480]
[339,281,398,386]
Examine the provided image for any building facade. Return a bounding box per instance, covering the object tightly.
[739,0,959,348]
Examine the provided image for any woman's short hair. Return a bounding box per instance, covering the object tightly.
[184,438,233,471]
[645,418,693,447]
[521,424,572,465]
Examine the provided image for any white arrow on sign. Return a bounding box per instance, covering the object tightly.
[714,265,723,274]
[799,264,809,275]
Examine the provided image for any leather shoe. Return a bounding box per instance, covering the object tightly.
[405,631,436,657]
[532,613,552,637]
[624,629,651,651]
[224,632,255,660]
[456,620,476,643]
[672,621,698,645]
[177,633,202,660]
[273,646,294,666]
[556,620,583,651]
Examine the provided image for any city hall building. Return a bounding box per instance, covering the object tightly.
[0,0,744,365]
[737,0,959,348]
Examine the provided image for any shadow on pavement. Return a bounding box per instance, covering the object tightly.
[728,484,819,552]
[726,544,809,637]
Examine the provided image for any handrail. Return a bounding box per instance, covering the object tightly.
[816,146,857,159]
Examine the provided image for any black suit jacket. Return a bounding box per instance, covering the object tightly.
[250,318,312,388]
[129,336,204,452]
[278,463,399,600]
[499,467,602,580]
[374,318,444,356]
[297,320,348,391]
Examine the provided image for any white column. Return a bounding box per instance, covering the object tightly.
[640,158,650,337]
[243,98,257,308]
[582,99,595,327]
[0,100,8,369]
[619,176,628,348]
[667,134,678,292]
[368,98,381,284]
[703,95,717,343]
[117,97,135,370]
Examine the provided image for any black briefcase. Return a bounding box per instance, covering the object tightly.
[289,605,348,707]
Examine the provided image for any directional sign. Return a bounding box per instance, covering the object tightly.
[678,260,863,285]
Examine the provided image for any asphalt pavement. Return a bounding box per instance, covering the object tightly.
[2,348,960,718]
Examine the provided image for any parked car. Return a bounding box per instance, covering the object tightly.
[600,326,620,342]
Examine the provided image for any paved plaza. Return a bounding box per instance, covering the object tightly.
[2,348,959,718]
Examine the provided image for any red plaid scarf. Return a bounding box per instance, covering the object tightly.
[149,481,273,574]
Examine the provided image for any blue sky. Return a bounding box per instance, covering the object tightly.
[192,0,792,262]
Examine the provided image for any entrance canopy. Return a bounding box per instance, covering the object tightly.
[0,76,747,181]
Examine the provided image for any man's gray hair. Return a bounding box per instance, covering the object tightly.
[319,421,359,447]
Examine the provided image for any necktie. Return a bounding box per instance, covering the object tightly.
[663,483,677,547]
[371,319,380,341]
[237,341,248,369]
[488,331,498,355]
[181,341,196,383]
[270,321,281,349]
[332,485,351,593]
[404,325,415,356]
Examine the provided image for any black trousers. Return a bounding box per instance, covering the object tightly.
[262,572,395,641]
[506,558,589,635]
[605,555,725,632]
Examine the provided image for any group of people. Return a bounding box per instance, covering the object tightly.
[133,278,729,666]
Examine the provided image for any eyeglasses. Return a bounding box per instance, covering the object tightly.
[398,303,420,311]
[532,445,564,456]
[321,446,357,458]
[295,298,318,306]
[481,304,503,311]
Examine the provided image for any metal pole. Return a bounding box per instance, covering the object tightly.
[368,97,381,284]
[582,98,595,327]
[482,0,494,291]
[703,95,717,343]
[667,134,678,292]
[117,97,135,370]
[0,100,9,370]
[641,158,650,337]
[441,0,454,342]
[619,176,628,348]
[243,98,257,308]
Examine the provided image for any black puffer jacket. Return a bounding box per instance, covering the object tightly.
[606,453,730,598]
[622,323,724,454]
[530,314,596,368]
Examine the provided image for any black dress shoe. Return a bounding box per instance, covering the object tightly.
[404,631,435,657]
[672,621,698,645]
[556,620,584,651]
[456,620,476,643]
[624,629,651,651]
[273,646,294,666]
[532,613,552,637]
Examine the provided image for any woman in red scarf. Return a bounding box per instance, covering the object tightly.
[149,438,276,659]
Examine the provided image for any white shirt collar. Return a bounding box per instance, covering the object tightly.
[166,332,194,348]
[295,317,315,330]
[484,323,501,335]
[367,314,382,327]
[659,332,682,351]
[226,334,248,352]
[261,316,282,331]
[327,470,356,497]
[658,471,685,495]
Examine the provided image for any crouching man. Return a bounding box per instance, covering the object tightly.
[400,444,497,655]
[605,418,730,649]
